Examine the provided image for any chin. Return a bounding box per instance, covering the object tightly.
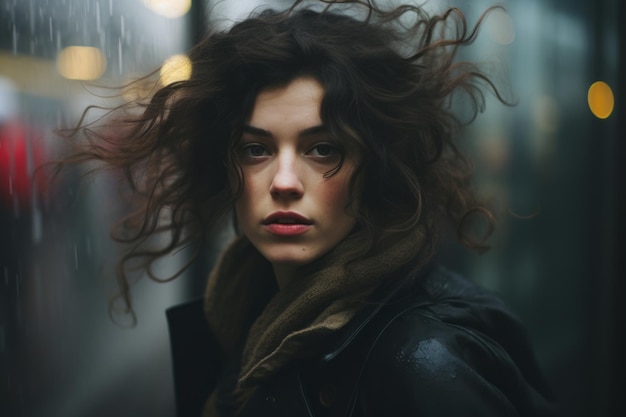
[261,247,320,268]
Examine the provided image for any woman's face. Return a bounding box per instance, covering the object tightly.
[235,77,358,278]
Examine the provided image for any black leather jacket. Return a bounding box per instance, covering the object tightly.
[166,266,557,417]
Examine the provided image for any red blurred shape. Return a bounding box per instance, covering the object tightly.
[0,120,49,210]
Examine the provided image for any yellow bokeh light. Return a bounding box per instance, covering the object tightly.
[56,46,106,80]
[142,0,191,18]
[160,54,192,86]
[587,81,614,119]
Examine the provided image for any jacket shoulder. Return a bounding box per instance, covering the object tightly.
[166,298,222,417]
[355,267,557,417]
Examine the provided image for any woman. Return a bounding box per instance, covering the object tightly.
[60,1,557,416]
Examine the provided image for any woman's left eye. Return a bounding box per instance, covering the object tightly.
[308,143,338,158]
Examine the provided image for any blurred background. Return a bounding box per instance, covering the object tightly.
[0,0,623,416]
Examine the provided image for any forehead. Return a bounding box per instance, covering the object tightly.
[247,77,325,130]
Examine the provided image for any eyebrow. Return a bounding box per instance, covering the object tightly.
[242,124,329,138]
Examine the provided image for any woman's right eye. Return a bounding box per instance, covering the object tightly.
[241,144,269,158]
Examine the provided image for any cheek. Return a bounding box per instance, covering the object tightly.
[236,169,255,203]
[320,174,353,216]
[235,172,264,224]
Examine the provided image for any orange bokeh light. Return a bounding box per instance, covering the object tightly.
[587,81,614,119]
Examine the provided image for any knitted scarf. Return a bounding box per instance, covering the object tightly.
[204,226,429,391]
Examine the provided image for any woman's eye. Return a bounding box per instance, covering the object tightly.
[242,144,269,157]
[309,143,338,158]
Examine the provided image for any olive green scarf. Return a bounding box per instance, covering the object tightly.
[204,227,428,390]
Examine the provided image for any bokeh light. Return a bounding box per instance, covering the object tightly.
[142,0,192,18]
[159,54,192,86]
[56,46,107,80]
[587,81,615,119]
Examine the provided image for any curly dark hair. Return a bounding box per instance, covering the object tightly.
[57,0,509,317]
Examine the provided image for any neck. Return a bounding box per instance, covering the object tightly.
[272,264,298,290]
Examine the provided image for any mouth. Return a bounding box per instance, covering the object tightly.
[262,211,313,225]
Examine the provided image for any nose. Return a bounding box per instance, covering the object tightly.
[270,151,304,199]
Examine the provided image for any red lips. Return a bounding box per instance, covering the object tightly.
[262,211,312,236]
[262,211,312,225]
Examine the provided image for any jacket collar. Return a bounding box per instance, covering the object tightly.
[320,264,435,362]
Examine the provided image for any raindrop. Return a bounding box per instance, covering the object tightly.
[56,29,61,53]
[32,206,42,244]
[29,1,34,35]
[49,16,53,41]
[118,37,123,74]
[74,244,78,269]
[12,24,17,54]
[3,266,8,285]
[96,1,101,33]
[109,0,113,16]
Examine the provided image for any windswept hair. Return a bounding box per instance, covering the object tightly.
[57,0,509,319]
